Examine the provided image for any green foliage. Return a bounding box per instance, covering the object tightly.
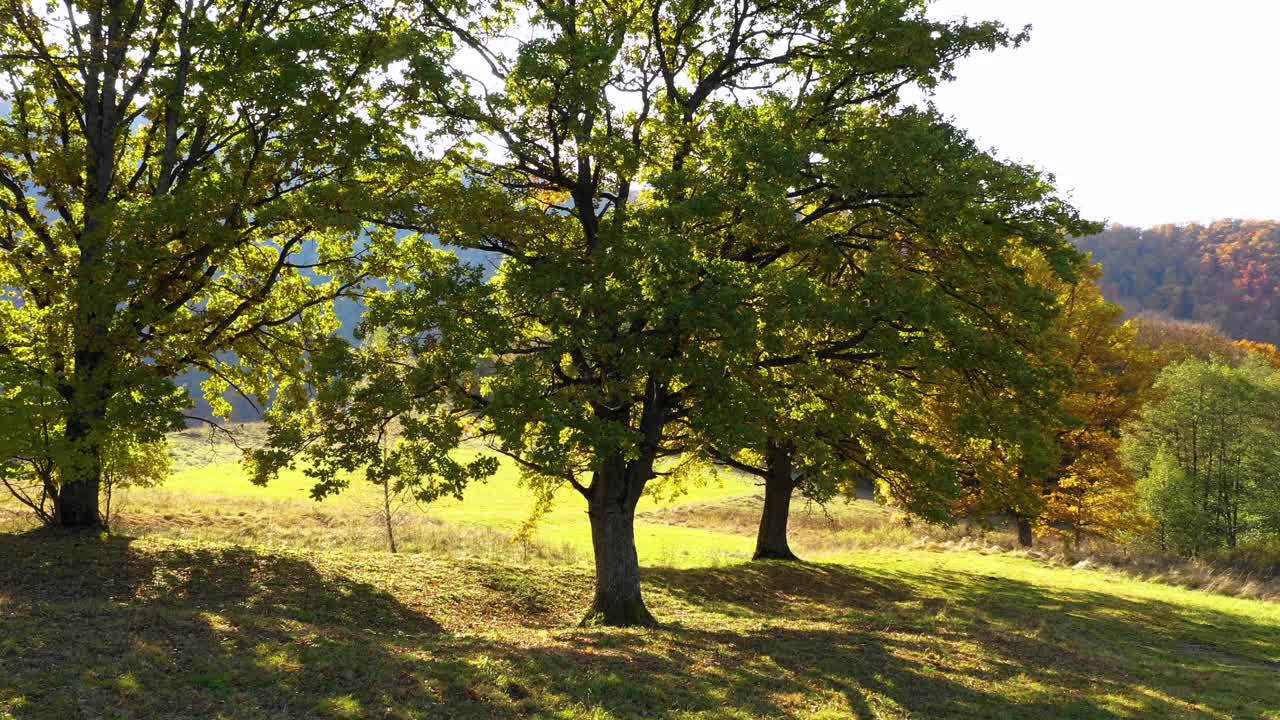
[251,279,499,507]
[100,437,172,528]
[0,0,431,524]
[703,132,1097,524]
[0,424,171,527]
[1125,358,1280,554]
[103,439,171,492]
[1137,448,1211,554]
[239,0,1096,622]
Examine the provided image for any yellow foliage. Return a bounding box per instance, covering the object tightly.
[1035,264,1159,542]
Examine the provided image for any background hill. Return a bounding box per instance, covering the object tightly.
[1074,220,1280,344]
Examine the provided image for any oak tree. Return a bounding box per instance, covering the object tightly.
[702,115,1093,562]
[354,0,1088,624]
[0,0,422,526]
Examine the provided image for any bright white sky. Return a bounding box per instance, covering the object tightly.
[926,0,1280,227]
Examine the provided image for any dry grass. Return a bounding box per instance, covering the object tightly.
[1025,543,1280,603]
[639,494,1011,556]
[6,422,1280,606]
[4,490,583,565]
[896,533,1280,604]
[167,423,273,470]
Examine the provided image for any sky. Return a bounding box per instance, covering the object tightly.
[925,0,1280,227]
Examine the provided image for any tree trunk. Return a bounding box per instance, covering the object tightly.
[382,478,398,554]
[582,454,655,627]
[55,8,118,531]
[1016,516,1034,548]
[754,441,799,561]
[56,310,112,529]
[56,399,106,528]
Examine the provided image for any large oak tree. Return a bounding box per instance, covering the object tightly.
[0,0,424,526]
[385,0,1088,625]
[703,119,1094,560]
[255,0,1090,626]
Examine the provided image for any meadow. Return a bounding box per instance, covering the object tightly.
[2,428,1279,719]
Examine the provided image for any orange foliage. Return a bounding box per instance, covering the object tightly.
[1030,263,1158,543]
[1076,220,1280,345]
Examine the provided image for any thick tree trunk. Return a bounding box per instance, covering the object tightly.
[55,8,118,531]
[754,441,799,561]
[56,300,112,529]
[582,454,656,627]
[56,399,106,528]
[585,500,652,626]
[1016,516,1034,548]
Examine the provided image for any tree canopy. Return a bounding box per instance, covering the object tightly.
[0,0,424,526]
[1076,221,1280,345]
[1126,358,1280,554]
[249,0,1093,626]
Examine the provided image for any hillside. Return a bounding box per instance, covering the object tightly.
[1075,221,1280,344]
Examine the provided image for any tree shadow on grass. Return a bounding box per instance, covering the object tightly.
[0,528,436,630]
[0,530,509,719]
[645,561,913,616]
[482,560,1280,719]
[2,533,1278,719]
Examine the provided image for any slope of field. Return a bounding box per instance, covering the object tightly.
[3,430,1279,718]
[2,533,1278,719]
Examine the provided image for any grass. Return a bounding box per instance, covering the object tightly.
[2,426,1280,718]
[32,427,913,567]
[1,534,1278,719]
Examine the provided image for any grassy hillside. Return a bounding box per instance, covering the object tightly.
[2,535,1278,719]
[3,430,1280,719]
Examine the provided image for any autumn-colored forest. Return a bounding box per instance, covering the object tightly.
[1076,220,1280,345]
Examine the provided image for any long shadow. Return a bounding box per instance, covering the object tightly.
[3,532,1278,719]
[0,531,502,719]
[646,561,913,616]
[420,560,1280,719]
[0,528,437,631]
[494,560,1280,719]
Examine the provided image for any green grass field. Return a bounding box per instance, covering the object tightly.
[82,429,918,567]
[2,429,1278,719]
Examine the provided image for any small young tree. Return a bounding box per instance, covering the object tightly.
[100,438,172,530]
[252,268,500,546]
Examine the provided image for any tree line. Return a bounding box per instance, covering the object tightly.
[4,0,1279,628]
[1075,221,1280,345]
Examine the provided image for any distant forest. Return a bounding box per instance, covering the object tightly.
[1075,220,1280,345]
